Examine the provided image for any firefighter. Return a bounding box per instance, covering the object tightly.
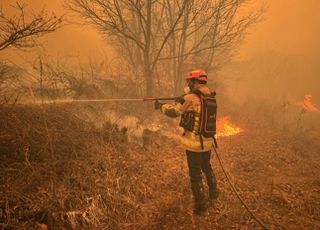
[154,69,218,215]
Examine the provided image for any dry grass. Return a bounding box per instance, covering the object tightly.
[0,103,319,230]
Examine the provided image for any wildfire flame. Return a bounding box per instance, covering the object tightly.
[295,95,320,112]
[217,116,243,137]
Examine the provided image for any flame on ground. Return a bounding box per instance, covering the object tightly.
[295,95,320,112]
[217,116,243,137]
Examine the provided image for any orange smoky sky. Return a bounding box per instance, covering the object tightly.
[0,0,113,65]
[0,0,320,64]
[239,0,320,59]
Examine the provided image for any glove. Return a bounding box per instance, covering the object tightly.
[154,100,163,110]
[175,95,185,104]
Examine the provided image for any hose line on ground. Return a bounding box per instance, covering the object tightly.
[212,145,270,230]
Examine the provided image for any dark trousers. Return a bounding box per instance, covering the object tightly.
[186,150,217,204]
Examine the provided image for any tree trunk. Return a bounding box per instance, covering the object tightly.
[145,0,153,96]
[174,67,183,95]
[144,58,153,96]
[174,3,189,95]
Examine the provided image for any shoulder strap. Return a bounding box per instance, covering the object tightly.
[193,89,215,98]
[192,89,203,97]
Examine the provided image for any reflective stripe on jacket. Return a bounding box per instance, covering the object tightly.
[160,85,214,152]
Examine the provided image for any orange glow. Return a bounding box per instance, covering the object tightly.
[295,95,320,112]
[217,116,243,137]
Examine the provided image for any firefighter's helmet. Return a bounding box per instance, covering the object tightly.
[186,69,207,82]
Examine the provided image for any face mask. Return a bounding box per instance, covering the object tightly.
[183,86,191,94]
[188,80,195,91]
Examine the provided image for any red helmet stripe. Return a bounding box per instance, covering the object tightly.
[186,69,207,82]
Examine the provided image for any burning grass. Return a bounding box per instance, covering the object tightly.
[294,94,320,112]
[217,116,243,137]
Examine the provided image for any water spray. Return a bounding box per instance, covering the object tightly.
[19,97,180,105]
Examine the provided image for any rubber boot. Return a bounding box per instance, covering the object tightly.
[193,197,206,215]
[192,183,206,215]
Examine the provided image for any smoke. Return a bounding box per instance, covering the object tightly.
[1,1,319,65]
[239,0,320,58]
[219,51,320,107]
[1,0,319,104]
[0,0,111,65]
[223,0,320,106]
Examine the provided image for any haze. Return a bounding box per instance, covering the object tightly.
[1,1,319,57]
[1,0,320,101]
[1,1,320,228]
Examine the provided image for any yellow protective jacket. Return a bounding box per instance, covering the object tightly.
[160,85,214,152]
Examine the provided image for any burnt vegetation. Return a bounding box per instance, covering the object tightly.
[1,0,320,230]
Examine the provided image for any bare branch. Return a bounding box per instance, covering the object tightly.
[67,0,263,95]
[0,3,62,51]
[151,0,188,71]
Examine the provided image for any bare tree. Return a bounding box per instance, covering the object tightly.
[161,0,263,94]
[67,0,188,96]
[0,2,62,51]
[68,0,262,96]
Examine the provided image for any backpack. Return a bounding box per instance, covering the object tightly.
[194,90,217,138]
[179,90,217,145]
